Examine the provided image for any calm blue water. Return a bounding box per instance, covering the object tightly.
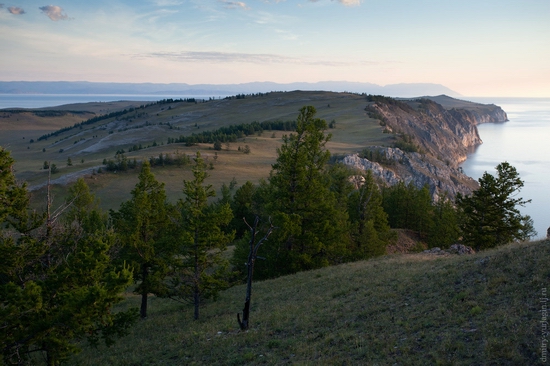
[461,97,550,239]
[0,94,222,109]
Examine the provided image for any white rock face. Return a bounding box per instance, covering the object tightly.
[352,97,508,199]
[342,148,478,201]
[367,98,508,166]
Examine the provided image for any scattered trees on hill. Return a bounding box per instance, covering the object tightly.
[166,120,297,146]
[103,153,138,172]
[37,109,136,141]
[149,151,191,168]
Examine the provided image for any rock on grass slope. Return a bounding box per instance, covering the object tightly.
[72,239,549,365]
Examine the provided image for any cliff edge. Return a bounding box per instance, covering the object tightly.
[343,95,508,200]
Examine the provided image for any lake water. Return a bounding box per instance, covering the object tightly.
[0,94,223,109]
[460,97,550,239]
[1,94,548,238]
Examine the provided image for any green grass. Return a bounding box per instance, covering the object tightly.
[71,239,549,365]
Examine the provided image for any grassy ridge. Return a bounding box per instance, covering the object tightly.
[71,239,549,365]
[2,92,392,210]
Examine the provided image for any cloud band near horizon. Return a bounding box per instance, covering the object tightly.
[132,50,375,67]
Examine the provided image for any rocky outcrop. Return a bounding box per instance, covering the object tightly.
[366,97,507,166]
[344,96,507,200]
[422,244,475,255]
[343,148,478,201]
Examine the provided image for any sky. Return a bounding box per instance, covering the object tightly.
[0,0,549,97]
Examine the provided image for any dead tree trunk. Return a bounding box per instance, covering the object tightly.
[140,264,149,319]
[237,216,274,330]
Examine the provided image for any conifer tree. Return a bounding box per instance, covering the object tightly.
[170,152,234,320]
[111,161,178,319]
[427,196,460,249]
[382,182,433,238]
[348,170,393,259]
[65,177,107,233]
[230,181,258,239]
[456,162,535,250]
[1,148,136,365]
[254,106,349,279]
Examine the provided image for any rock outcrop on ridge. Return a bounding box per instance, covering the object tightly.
[342,148,478,201]
[342,95,508,200]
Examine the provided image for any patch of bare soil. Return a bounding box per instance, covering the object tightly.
[386,229,426,254]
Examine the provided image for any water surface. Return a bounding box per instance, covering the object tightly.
[461,97,550,239]
[0,94,220,109]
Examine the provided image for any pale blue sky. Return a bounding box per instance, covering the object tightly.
[1,0,548,96]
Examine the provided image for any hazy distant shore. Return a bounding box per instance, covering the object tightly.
[0,81,461,99]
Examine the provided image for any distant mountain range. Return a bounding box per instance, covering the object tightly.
[0,81,461,98]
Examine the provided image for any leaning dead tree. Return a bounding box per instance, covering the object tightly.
[237,216,275,330]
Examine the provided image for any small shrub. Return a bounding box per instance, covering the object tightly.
[470,305,482,316]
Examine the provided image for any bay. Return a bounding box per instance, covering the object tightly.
[0,94,222,109]
[460,97,550,239]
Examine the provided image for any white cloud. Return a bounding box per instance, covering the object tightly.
[39,5,69,21]
[218,1,250,10]
[8,6,25,15]
[337,0,361,6]
[274,29,298,41]
[134,50,351,66]
[308,0,361,5]
[151,0,184,5]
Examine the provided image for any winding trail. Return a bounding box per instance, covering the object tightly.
[28,166,103,191]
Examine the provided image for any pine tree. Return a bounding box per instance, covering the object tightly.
[382,182,433,238]
[65,177,107,233]
[456,162,536,250]
[170,152,234,320]
[427,196,460,249]
[348,170,393,259]
[254,106,349,279]
[230,181,258,239]
[111,161,178,319]
[1,148,136,365]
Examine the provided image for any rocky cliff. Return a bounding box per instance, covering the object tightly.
[342,96,508,200]
[365,96,507,166]
[343,148,479,201]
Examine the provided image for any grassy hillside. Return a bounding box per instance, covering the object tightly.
[1,91,392,211]
[2,91,503,213]
[70,239,548,365]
